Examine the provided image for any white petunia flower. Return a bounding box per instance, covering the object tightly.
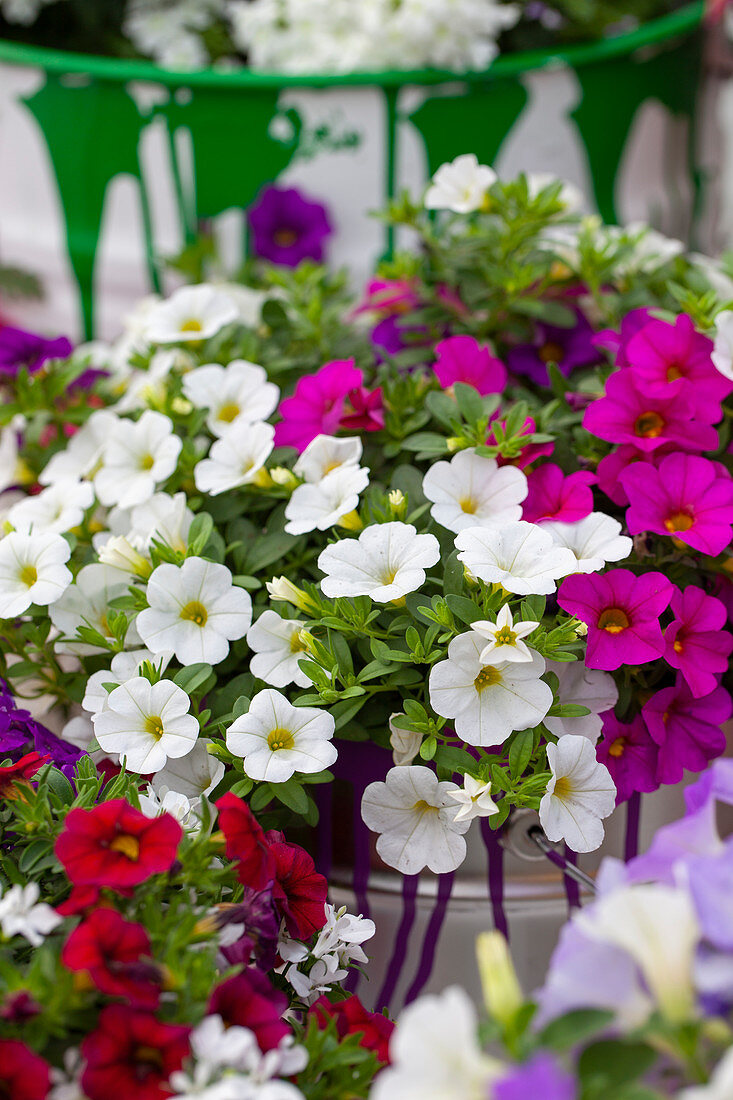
[680,1048,733,1100]
[0,530,71,617]
[293,434,362,482]
[50,563,140,655]
[544,513,632,574]
[525,172,585,212]
[579,883,699,1024]
[318,522,440,602]
[539,735,616,853]
[543,659,618,741]
[712,309,733,380]
[361,766,470,874]
[370,986,502,1100]
[0,426,19,496]
[0,882,62,947]
[182,360,279,436]
[114,348,185,413]
[142,284,239,344]
[226,688,337,783]
[7,479,94,536]
[247,609,310,688]
[455,520,577,595]
[389,713,422,767]
[448,775,498,822]
[82,648,174,715]
[151,737,225,801]
[284,466,370,535]
[92,676,200,774]
[128,491,194,554]
[137,557,252,665]
[97,536,151,578]
[194,422,275,496]
[94,410,182,509]
[39,409,119,486]
[139,786,199,830]
[470,604,539,664]
[429,633,552,747]
[422,450,527,533]
[424,154,496,214]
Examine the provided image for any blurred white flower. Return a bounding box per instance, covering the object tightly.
[194,422,275,496]
[183,360,279,436]
[712,309,733,381]
[151,737,225,800]
[7,478,94,536]
[127,491,194,554]
[543,659,617,741]
[424,153,496,213]
[293,434,362,482]
[94,410,182,509]
[0,882,61,947]
[39,410,119,487]
[50,562,140,655]
[142,284,239,344]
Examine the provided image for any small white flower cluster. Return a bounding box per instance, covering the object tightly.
[123,0,228,72]
[229,0,519,74]
[0,881,61,947]
[278,904,376,1004]
[169,1014,306,1100]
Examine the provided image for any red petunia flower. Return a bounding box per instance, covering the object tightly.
[266,830,328,940]
[55,799,182,890]
[0,1039,50,1100]
[56,885,103,917]
[208,969,289,1053]
[310,995,394,1063]
[0,752,50,799]
[216,792,274,890]
[61,908,161,1008]
[81,1005,189,1100]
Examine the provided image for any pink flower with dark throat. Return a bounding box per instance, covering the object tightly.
[593,307,654,367]
[624,313,732,422]
[522,463,595,524]
[583,371,718,453]
[620,453,733,556]
[596,712,659,804]
[557,568,674,670]
[642,679,732,784]
[432,335,507,396]
[665,586,733,698]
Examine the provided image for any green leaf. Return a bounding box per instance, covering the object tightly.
[508,729,534,778]
[538,1009,614,1051]
[578,1040,657,1092]
[271,778,309,815]
[446,594,483,625]
[187,512,214,555]
[173,663,214,695]
[453,382,485,423]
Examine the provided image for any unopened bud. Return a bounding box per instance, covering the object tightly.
[388,489,406,518]
[98,536,152,578]
[266,576,317,614]
[171,396,193,416]
[338,510,363,532]
[476,931,523,1027]
[270,466,299,490]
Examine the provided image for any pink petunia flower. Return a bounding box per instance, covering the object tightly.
[620,453,733,556]
[664,585,733,698]
[582,370,718,453]
[522,463,595,524]
[557,568,674,671]
[432,335,507,396]
[274,359,362,451]
[624,313,733,423]
[596,711,659,804]
[353,278,420,316]
[595,444,673,507]
[642,678,732,784]
[593,307,654,367]
[340,385,385,433]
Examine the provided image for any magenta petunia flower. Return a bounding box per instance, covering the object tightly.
[595,443,672,507]
[620,453,733,556]
[340,385,385,433]
[506,308,598,386]
[487,413,554,469]
[557,568,674,671]
[624,313,732,423]
[665,586,733,698]
[582,370,718,453]
[596,711,659,804]
[248,185,333,267]
[274,359,362,451]
[0,326,72,376]
[432,335,507,396]
[522,462,595,524]
[353,278,420,316]
[642,678,732,784]
[593,307,654,367]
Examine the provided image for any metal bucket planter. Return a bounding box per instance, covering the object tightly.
[0,3,703,340]
[316,738,699,1015]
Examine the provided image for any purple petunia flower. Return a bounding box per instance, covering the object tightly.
[642,678,732,785]
[557,569,674,671]
[665,586,733,699]
[218,886,280,972]
[596,712,659,805]
[494,1054,576,1100]
[506,309,597,386]
[0,326,72,376]
[248,185,333,267]
[688,840,733,953]
[0,677,84,779]
[620,453,733,557]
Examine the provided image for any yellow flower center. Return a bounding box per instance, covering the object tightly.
[144,715,165,741]
[608,737,627,758]
[539,341,564,364]
[413,799,440,816]
[180,318,203,334]
[140,453,155,471]
[289,632,306,653]
[552,776,573,799]
[474,666,503,693]
[666,364,684,381]
[664,510,694,534]
[459,497,477,514]
[109,834,140,861]
[598,607,630,634]
[673,639,684,654]
[267,727,295,751]
[218,403,241,423]
[18,564,37,588]
[634,411,665,438]
[495,626,517,646]
[180,600,208,627]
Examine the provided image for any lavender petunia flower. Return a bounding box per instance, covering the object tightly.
[0,326,72,376]
[248,185,333,267]
[494,1054,576,1100]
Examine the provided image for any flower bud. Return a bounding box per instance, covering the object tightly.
[266,576,317,614]
[476,931,523,1027]
[98,536,152,579]
[270,466,299,490]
